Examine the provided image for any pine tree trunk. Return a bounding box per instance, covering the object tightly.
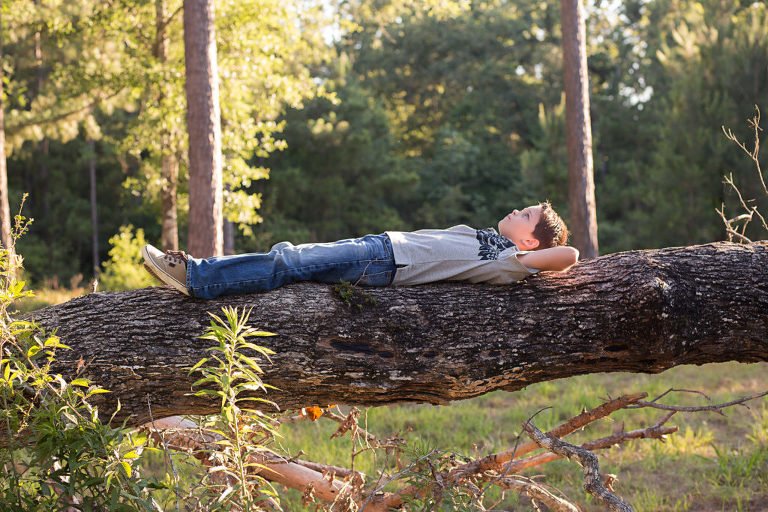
[0,9,14,260]
[88,139,99,276]
[29,241,768,427]
[182,0,223,258]
[156,0,179,252]
[34,9,51,258]
[561,0,599,258]
[38,140,49,241]
[223,217,235,255]
[160,154,179,251]
[223,184,234,254]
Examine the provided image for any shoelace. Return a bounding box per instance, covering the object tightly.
[164,250,189,265]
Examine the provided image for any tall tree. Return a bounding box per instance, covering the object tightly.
[560,0,598,258]
[87,139,98,277]
[71,0,326,260]
[183,0,223,257]
[0,6,13,260]
[155,0,180,252]
[33,0,51,262]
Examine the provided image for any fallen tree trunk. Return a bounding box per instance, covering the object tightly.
[30,241,768,426]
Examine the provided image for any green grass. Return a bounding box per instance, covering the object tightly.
[276,362,768,511]
[13,284,86,313]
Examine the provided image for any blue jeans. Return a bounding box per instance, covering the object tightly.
[186,234,396,299]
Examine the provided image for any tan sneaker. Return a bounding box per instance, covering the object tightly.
[141,244,190,296]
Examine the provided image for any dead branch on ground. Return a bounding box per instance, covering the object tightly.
[139,387,767,511]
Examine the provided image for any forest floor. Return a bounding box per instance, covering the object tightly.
[20,285,768,511]
[278,362,768,511]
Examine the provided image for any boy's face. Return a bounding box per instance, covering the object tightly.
[498,205,542,251]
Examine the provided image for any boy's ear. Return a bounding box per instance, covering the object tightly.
[523,238,540,250]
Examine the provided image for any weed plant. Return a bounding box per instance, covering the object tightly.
[0,208,283,510]
[0,207,159,509]
[188,306,280,510]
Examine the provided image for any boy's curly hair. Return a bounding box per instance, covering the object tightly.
[533,201,569,249]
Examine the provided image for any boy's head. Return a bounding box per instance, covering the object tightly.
[497,201,569,251]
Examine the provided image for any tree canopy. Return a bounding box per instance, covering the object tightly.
[0,0,763,283]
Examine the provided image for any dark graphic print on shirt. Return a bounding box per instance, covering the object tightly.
[476,228,516,260]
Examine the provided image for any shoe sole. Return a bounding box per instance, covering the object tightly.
[141,246,190,296]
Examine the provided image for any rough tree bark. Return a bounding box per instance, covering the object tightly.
[183,0,223,257]
[561,0,599,258]
[30,241,768,428]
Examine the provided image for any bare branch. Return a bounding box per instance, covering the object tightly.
[522,420,634,512]
[628,389,768,414]
[726,174,768,231]
[452,393,647,479]
[504,412,678,473]
[720,106,768,240]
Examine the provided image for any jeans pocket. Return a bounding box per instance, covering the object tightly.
[357,270,393,287]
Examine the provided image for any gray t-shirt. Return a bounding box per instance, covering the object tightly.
[386,225,539,286]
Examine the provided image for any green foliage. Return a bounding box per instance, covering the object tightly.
[105,0,332,235]
[519,97,569,212]
[189,306,279,510]
[339,0,554,229]
[623,1,768,248]
[12,135,140,285]
[99,225,155,291]
[6,0,768,280]
[257,0,767,254]
[252,77,414,248]
[6,0,332,283]
[0,221,161,510]
[2,230,287,508]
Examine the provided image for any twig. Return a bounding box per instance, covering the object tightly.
[359,450,442,512]
[327,407,378,443]
[368,394,648,510]
[495,475,580,512]
[647,387,711,403]
[721,105,765,195]
[720,105,768,239]
[628,389,768,414]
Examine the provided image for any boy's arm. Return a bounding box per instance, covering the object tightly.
[516,246,579,272]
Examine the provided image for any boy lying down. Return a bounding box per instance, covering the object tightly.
[142,201,579,299]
